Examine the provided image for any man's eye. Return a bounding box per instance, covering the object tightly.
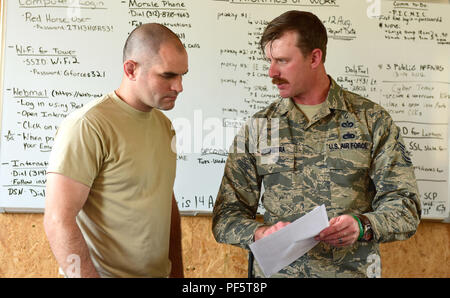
[161,73,176,79]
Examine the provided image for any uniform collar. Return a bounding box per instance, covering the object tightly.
[326,76,349,112]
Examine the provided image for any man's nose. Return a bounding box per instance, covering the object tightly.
[268,62,279,78]
[172,77,183,93]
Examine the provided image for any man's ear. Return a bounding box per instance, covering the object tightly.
[123,60,138,80]
[310,48,323,69]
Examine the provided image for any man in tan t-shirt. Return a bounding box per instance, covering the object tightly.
[44,24,188,277]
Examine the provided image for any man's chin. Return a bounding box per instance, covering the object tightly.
[275,85,291,98]
[159,102,176,111]
[278,91,291,98]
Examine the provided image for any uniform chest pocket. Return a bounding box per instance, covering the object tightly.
[256,143,296,191]
[326,141,373,213]
[326,140,372,169]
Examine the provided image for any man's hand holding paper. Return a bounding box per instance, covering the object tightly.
[249,205,330,277]
[314,215,361,247]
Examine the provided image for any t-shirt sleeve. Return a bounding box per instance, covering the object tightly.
[47,116,104,187]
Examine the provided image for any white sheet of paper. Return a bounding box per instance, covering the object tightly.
[249,204,329,277]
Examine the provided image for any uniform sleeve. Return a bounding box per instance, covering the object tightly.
[47,116,104,187]
[365,111,421,242]
[212,123,264,249]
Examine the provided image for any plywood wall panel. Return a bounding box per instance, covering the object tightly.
[0,214,59,277]
[379,221,450,277]
[0,214,448,278]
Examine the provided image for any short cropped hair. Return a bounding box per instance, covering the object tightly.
[260,11,328,62]
[122,23,183,63]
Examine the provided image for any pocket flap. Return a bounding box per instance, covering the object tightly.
[256,143,295,175]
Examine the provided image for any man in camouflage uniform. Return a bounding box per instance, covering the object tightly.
[212,11,421,277]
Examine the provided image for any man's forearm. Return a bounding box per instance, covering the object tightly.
[44,218,99,278]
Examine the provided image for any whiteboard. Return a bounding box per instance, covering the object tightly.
[0,0,448,221]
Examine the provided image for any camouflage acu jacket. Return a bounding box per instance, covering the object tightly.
[212,77,421,277]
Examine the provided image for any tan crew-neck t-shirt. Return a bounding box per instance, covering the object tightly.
[48,92,176,277]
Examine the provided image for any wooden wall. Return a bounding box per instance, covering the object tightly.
[0,213,448,278]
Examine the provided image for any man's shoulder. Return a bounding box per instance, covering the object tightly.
[66,93,112,120]
[342,89,386,115]
[58,93,114,133]
[252,98,286,119]
[339,88,396,134]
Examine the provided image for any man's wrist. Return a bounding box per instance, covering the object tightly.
[352,215,364,240]
[356,214,373,241]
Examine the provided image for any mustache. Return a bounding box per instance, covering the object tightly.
[272,77,289,85]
